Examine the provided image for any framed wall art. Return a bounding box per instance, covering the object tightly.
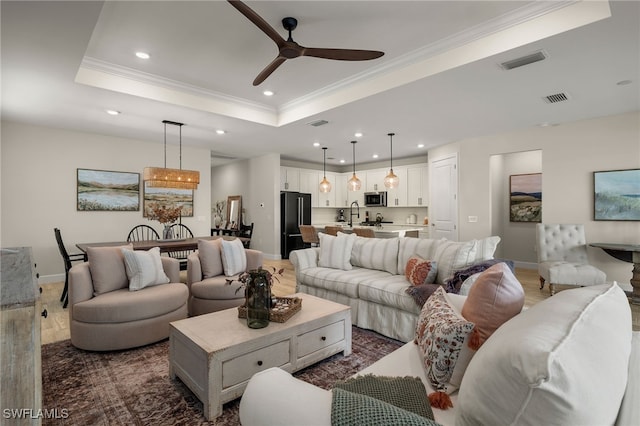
[594,168,640,221]
[77,168,140,211]
[509,173,542,222]
[143,183,194,218]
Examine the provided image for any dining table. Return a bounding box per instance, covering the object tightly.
[76,235,250,259]
[590,242,640,304]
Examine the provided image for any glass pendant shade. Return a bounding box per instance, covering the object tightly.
[319,147,332,193]
[348,140,361,192]
[383,132,399,189]
[144,120,200,190]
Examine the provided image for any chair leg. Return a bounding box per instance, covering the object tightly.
[61,270,69,308]
[549,283,555,296]
[539,276,545,290]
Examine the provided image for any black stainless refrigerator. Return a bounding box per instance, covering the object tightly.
[281,191,311,259]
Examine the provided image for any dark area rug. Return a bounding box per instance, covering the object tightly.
[41,327,402,425]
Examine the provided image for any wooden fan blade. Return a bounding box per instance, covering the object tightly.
[253,56,287,86]
[227,0,285,47]
[302,47,384,61]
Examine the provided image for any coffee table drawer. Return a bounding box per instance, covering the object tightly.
[298,320,345,358]
[222,340,290,388]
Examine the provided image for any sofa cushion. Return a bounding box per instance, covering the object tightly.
[351,236,399,274]
[473,236,501,262]
[397,238,441,275]
[405,256,437,286]
[358,274,421,314]
[297,267,391,299]
[190,275,245,300]
[73,282,188,323]
[221,238,247,276]
[457,283,632,425]
[415,287,475,396]
[198,239,224,278]
[122,247,170,291]
[318,232,357,270]
[87,244,132,296]
[461,262,524,349]
[433,240,478,285]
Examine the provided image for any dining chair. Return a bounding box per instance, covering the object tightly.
[168,223,194,270]
[354,227,375,238]
[324,226,342,236]
[54,228,85,308]
[299,225,319,247]
[239,222,254,248]
[127,224,160,242]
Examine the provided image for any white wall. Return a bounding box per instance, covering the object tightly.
[429,111,640,284]
[1,121,211,282]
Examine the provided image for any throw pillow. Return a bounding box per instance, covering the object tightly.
[445,258,515,294]
[404,255,437,286]
[433,239,478,285]
[405,283,442,308]
[461,262,524,350]
[87,244,132,296]
[198,238,224,278]
[318,232,356,270]
[351,236,399,274]
[457,284,631,426]
[122,247,170,291]
[415,287,475,409]
[220,238,247,276]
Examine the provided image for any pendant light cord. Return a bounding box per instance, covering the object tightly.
[352,141,357,175]
[163,121,167,168]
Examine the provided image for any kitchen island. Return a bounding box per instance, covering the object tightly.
[312,223,426,238]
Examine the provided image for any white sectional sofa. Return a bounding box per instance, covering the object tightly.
[239,283,639,425]
[290,234,500,342]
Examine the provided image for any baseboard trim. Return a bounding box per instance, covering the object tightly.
[514,261,537,270]
[39,274,64,285]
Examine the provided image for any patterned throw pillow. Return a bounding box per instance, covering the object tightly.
[415,287,475,409]
[405,255,437,286]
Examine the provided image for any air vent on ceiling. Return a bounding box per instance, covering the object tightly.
[543,92,570,104]
[210,151,238,160]
[500,51,547,70]
[307,119,329,127]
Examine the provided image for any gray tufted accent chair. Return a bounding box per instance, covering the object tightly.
[535,223,606,295]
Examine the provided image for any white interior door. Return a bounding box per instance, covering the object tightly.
[430,153,458,241]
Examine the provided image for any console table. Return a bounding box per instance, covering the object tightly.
[590,243,640,304]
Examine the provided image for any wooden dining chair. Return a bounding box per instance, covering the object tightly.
[324,226,342,236]
[54,228,85,308]
[127,225,160,242]
[299,225,319,247]
[354,227,375,238]
[239,222,254,248]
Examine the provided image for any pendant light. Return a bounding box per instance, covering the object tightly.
[384,132,399,189]
[143,120,200,190]
[319,147,332,193]
[347,140,361,191]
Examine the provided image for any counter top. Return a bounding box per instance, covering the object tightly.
[312,224,426,238]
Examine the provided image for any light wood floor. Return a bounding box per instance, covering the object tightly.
[40,260,639,345]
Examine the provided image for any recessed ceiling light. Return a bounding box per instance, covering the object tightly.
[354,132,363,138]
[313,142,320,147]
[372,154,379,159]
[263,90,274,96]
[216,129,226,135]
[106,109,120,116]
[135,51,150,59]
[417,143,425,148]
[339,159,345,164]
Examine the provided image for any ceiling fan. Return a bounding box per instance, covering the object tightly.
[227,0,385,86]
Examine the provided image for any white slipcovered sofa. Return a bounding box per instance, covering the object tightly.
[290,234,500,342]
[239,283,639,425]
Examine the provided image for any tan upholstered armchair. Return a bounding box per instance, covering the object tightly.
[187,238,263,316]
[68,245,188,351]
[536,223,606,295]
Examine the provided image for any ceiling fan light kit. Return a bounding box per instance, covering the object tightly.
[143,120,200,190]
[347,140,361,191]
[319,147,332,193]
[227,0,384,86]
[384,132,399,189]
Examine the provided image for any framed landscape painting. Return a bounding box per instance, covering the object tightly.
[509,173,542,222]
[143,183,194,217]
[594,168,640,221]
[77,169,140,211]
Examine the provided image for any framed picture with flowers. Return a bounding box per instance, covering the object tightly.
[143,183,193,218]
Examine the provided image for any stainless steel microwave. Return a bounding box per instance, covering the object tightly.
[364,192,387,207]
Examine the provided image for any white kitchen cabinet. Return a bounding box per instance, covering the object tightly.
[298,170,319,207]
[386,166,407,207]
[407,165,428,206]
[334,174,349,208]
[317,172,336,207]
[365,169,386,192]
[346,172,366,207]
[280,167,299,192]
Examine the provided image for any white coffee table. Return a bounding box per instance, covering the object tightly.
[169,293,352,420]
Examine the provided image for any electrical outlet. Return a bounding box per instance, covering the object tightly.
[468,215,478,223]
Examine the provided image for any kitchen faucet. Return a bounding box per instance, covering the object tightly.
[349,201,360,227]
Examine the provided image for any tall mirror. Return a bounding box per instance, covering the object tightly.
[227,195,242,229]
